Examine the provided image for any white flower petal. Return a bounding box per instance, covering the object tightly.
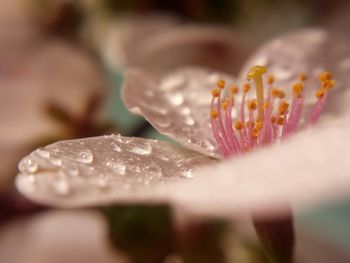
[123,67,236,158]
[16,135,215,207]
[165,118,350,218]
[239,28,350,117]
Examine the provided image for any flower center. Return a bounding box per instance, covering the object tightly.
[210,65,335,158]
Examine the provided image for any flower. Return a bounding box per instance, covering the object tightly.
[15,28,350,218]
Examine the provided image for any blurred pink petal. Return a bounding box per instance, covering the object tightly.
[97,16,249,74]
[0,210,126,263]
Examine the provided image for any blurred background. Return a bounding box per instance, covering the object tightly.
[1,0,350,262]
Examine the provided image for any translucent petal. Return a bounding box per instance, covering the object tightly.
[165,117,350,218]
[124,26,249,75]
[16,135,215,207]
[103,22,249,74]
[122,67,236,158]
[239,28,350,118]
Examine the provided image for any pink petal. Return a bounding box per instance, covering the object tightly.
[165,117,350,218]
[0,40,106,146]
[239,28,350,118]
[0,210,126,263]
[16,135,215,207]
[102,19,249,74]
[122,67,236,158]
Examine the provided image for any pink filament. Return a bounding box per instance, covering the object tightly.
[210,80,330,159]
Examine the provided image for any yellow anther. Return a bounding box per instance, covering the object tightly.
[217,79,225,89]
[247,65,267,121]
[271,116,276,123]
[247,65,267,81]
[252,128,259,140]
[271,88,285,99]
[277,90,286,99]
[299,73,307,82]
[292,82,304,98]
[211,88,220,97]
[315,88,327,99]
[230,85,239,94]
[322,79,336,89]
[271,88,280,97]
[210,109,219,119]
[278,101,289,115]
[234,120,244,130]
[319,71,332,82]
[243,83,251,93]
[255,121,263,130]
[248,99,257,111]
[277,116,285,126]
[267,75,275,85]
[221,98,230,110]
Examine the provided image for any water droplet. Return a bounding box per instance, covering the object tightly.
[129,143,152,155]
[184,115,195,126]
[181,169,195,179]
[160,75,184,91]
[159,155,170,162]
[50,158,62,167]
[20,159,39,174]
[111,133,123,143]
[107,161,126,175]
[35,148,50,159]
[111,142,122,152]
[180,106,191,115]
[166,91,184,106]
[76,149,93,164]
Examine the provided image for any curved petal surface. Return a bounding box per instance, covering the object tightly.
[166,118,350,218]
[16,135,215,207]
[122,67,236,158]
[239,28,350,117]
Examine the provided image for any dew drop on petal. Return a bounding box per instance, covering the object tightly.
[184,115,195,126]
[160,75,184,91]
[35,148,50,159]
[180,169,195,179]
[111,142,122,152]
[180,106,191,115]
[129,143,152,155]
[167,91,184,106]
[50,158,62,167]
[107,161,126,175]
[19,159,39,174]
[75,149,94,164]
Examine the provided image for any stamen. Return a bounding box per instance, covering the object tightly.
[209,66,334,159]
[247,65,267,121]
